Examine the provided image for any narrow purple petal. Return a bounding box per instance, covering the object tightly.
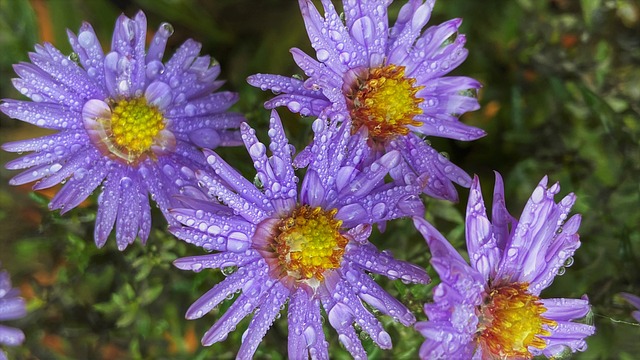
[0,100,81,130]
[173,252,259,273]
[94,171,122,248]
[542,298,591,322]
[181,261,264,320]
[237,282,290,359]
[114,175,144,250]
[146,21,172,64]
[491,171,514,250]
[324,272,392,349]
[0,297,26,321]
[201,277,272,346]
[539,321,594,357]
[345,240,430,284]
[465,175,501,282]
[49,163,109,214]
[0,325,25,347]
[144,81,173,110]
[343,265,415,326]
[67,23,105,85]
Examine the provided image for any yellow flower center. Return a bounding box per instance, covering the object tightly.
[347,64,424,141]
[271,206,348,282]
[104,97,166,160]
[477,283,557,359]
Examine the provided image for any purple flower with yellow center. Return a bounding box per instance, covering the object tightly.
[171,110,430,358]
[620,293,640,323]
[248,0,485,201]
[413,174,595,359]
[0,266,26,359]
[1,11,243,250]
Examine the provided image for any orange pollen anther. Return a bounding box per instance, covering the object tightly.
[477,283,557,359]
[347,64,424,141]
[271,206,348,282]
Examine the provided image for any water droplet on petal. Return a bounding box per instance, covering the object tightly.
[316,49,330,62]
[78,31,96,48]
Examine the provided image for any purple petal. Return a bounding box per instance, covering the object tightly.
[539,321,594,357]
[0,297,26,321]
[388,0,434,63]
[465,175,501,282]
[181,261,264,320]
[12,63,81,107]
[324,272,392,349]
[67,23,105,85]
[201,277,272,346]
[114,174,145,250]
[0,325,25,347]
[491,171,514,250]
[413,216,483,299]
[94,171,122,248]
[48,162,109,214]
[237,281,290,359]
[32,150,93,191]
[343,265,415,326]
[621,292,640,311]
[29,43,105,100]
[542,298,591,322]
[196,170,270,224]
[287,288,311,358]
[146,21,173,64]
[345,240,430,284]
[2,131,85,154]
[144,81,172,110]
[0,100,81,130]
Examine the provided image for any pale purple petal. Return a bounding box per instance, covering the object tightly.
[0,325,25,347]
[94,170,122,248]
[201,278,272,346]
[465,175,501,281]
[237,282,290,359]
[181,261,265,320]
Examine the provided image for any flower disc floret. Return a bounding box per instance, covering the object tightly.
[272,206,347,282]
[347,65,424,141]
[95,97,167,162]
[478,283,556,359]
[110,98,165,154]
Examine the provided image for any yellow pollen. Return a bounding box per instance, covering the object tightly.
[477,283,557,359]
[347,64,424,141]
[271,206,348,281]
[104,97,165,160]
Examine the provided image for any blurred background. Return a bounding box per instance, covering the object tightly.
[0,0,638,358]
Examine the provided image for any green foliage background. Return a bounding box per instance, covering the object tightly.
[0,0,638,359]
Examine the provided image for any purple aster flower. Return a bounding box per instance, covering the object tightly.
[2,11,243,250]
[0,266,26,359]
[413,173,595,359]
[171,110,430,358]
[620,293,640,323]
[248,0,485,202]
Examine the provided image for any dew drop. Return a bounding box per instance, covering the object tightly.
[78,31,96,48]
[564,257,574,267]
[316,49,330,62]
[287,101,301,112]
[161,22,174,36]
[221,265,237,276]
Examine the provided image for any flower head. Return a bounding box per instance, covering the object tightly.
[0,266,26,358]
[248,0,485,201]
[620,293,640,323]
[413,173,595,359]
[2,11,243,250]
[171,110,430,358]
